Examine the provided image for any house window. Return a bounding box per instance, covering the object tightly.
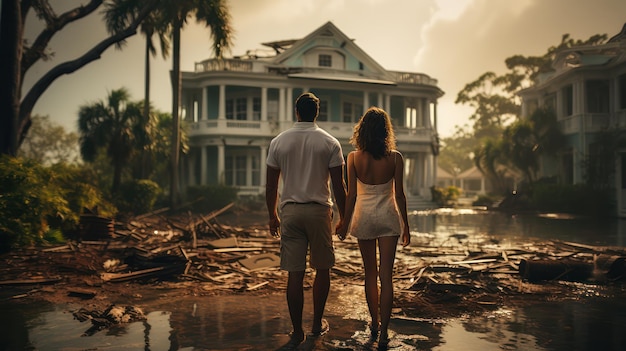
[342,101,363,123]
[252,97,261,121]
[226,99,234,119]
[562,85,573,117]
[225,155,247,186]
[586,79,610,113]
[319,54,332,67]
[619,74,626,110]
[236,98,247,120]
[318,100,328,121]
[251,155,260,186]
[226,97,249,120]
[225,153,260,186]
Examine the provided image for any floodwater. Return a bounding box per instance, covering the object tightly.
[3,209,626,351]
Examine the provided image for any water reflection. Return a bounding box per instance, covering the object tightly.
[411,208,626,247]
[2,210,626,350]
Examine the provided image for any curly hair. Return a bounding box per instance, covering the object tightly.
[350,106,396,159]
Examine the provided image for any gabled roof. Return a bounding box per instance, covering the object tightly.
[269,21,390,79]
[437,167,454,179]
[457,166,483,179]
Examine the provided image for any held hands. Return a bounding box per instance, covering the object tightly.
[335,220,347,241]
[269,216,281,239]
[401,227,411,247]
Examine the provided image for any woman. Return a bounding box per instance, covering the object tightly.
[337,106,411,346]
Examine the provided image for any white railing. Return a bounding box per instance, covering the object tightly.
[188,119,436,143]
[387,71,438,86]
[194,59,254,72]
[188,119,272,136]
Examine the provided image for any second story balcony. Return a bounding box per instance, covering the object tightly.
[187,118,436,145]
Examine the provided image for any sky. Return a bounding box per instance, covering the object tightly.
[24,0,626,138]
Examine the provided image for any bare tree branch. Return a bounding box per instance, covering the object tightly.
[22,0,103,75]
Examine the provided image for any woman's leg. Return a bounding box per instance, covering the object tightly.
[378,235,399,341]
[358,239,379,335]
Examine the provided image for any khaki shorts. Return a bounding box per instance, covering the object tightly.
[279,203,335,271]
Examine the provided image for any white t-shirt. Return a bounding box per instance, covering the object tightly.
[267,122,345,209]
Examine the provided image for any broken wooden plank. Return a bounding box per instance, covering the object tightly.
[239,253,280,270]
[0,277,62,285]
[206,237,238,249]
[213,247,261,253]
[100,266,183,282]
[246,281,270,291]
[448,258,498,265]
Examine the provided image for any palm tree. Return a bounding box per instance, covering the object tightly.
[138,13,170,179]
[161,0,233,209]
[105,0,233,207]
[77,88,144,194]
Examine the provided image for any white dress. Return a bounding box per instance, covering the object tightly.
[349,178,402,240]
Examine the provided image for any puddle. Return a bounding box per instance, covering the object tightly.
[4,210,626,350]
[3,284,626,350]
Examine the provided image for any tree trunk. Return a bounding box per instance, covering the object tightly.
[0,0,22,156]
[170,18,182,210]
[1,0,159,156]
[140,36,152,179]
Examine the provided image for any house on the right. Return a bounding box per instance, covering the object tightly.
[517,23,626,217]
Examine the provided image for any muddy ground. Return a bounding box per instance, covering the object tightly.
[2,204,626,326]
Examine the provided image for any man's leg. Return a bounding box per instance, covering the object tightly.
[312,268,330,333]
[287,270,306,341]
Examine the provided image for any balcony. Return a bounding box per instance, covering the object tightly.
[193,59,439,87]
[559,113,612,134]
[188,119,435,145]
[188,119,275,137]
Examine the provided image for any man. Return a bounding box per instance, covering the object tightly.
[266,92,347,348]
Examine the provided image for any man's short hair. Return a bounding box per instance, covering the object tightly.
[295,93,320,122]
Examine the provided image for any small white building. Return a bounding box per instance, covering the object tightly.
[518,23,626,216]
[179,22,444,205]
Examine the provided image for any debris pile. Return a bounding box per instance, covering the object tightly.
[2,203,626,323]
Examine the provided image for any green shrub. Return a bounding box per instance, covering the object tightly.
[0,157,117,251]
[473,194,497,207]
[0,156,70,251]
[115,179,161,215]
[48,163,116,232]
[431,185,462,207]
[186,185,238,213]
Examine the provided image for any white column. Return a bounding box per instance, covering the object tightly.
[422,99,430,127]
[377,93,383,108]
[200,146,207,185]
[260,145,267,188]
[385,95,391,113]
[218,144,225,184]
[425,153,432,192]
[279,88,286,122]
[218,85,226,120]
[261,87,268,121]
[247,96,253,120]
[363,91,369,110]
[201,87,208,120]
[286,88,293,121]
[188,151,195,186]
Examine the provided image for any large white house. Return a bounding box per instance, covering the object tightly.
[518,23,626,216]
[179,22,444,208]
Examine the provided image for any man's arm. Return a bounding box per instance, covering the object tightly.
[329,165,347,221]
[265,165,281,238]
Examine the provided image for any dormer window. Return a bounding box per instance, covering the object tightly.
[319,54,332,67]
